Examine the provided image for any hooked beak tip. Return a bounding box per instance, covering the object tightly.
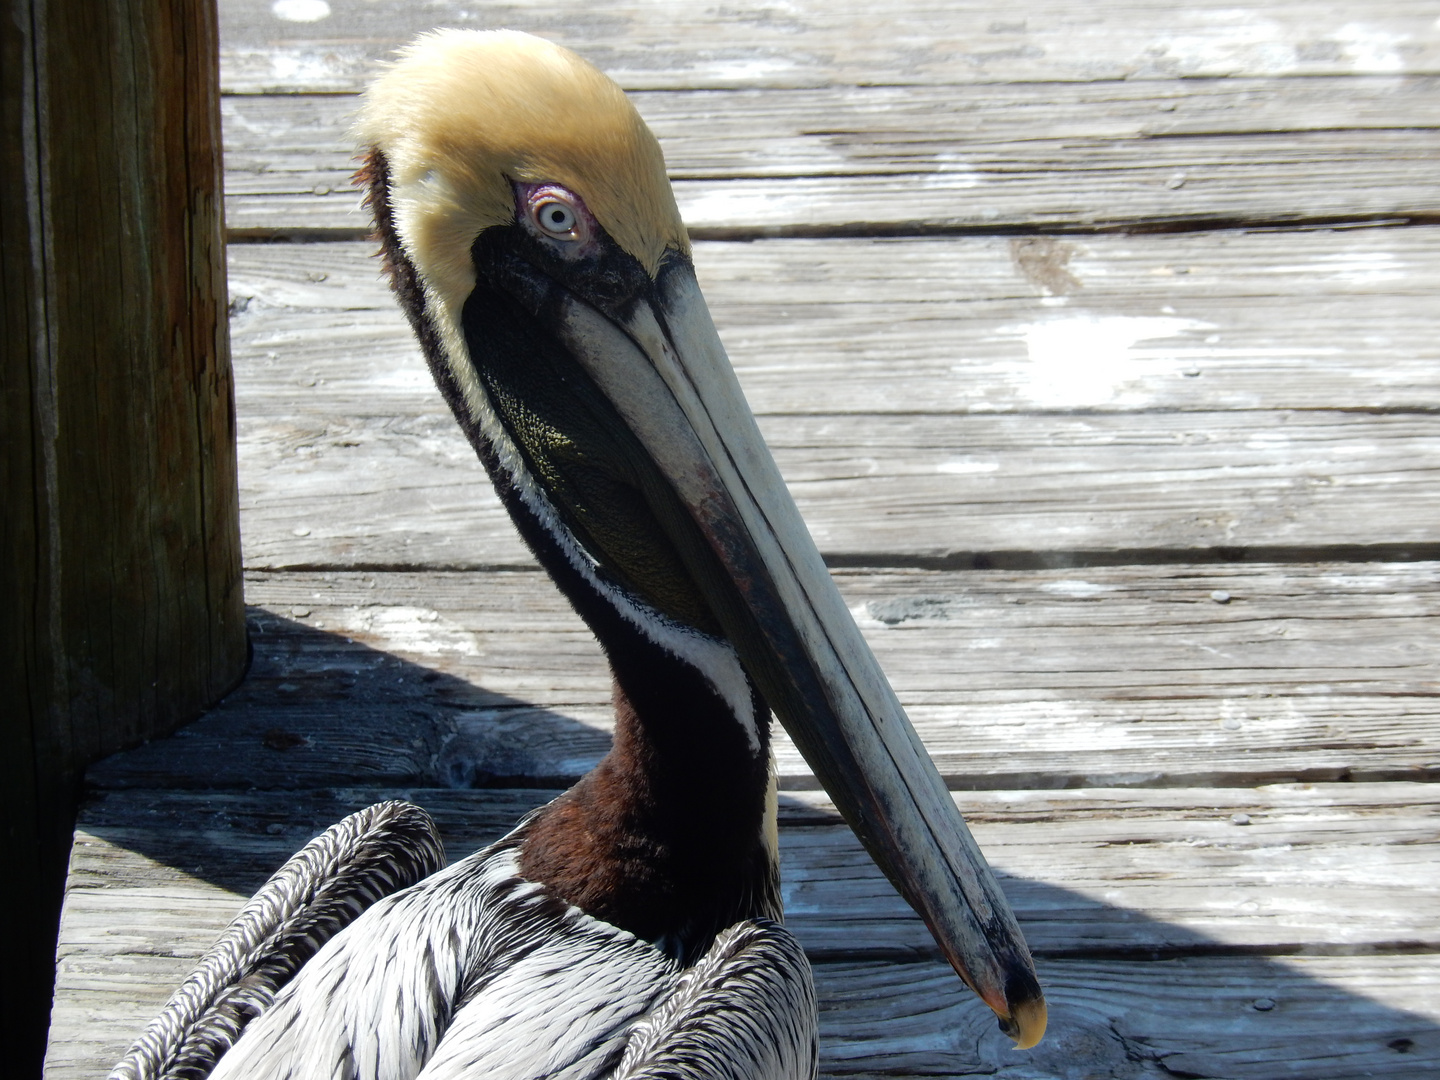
[998,995,1047,1050]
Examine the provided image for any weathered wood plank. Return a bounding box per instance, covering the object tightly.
[223,78,1440,183]
[87,565,1440,791]
[227,231,1440,416]
[63,784,1440,956]
[806,953,1440,1079]
[221,81,1440,233]
[235,407,1440,568]
[216,1,1440,93]
[226,229,1440,565]
[49,949,1440,1079]
[5,0,244,1069]
[226,136,1440,235]
[46,785,1440,1078]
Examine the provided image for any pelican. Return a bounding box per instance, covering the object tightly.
[111,29,1044,1080]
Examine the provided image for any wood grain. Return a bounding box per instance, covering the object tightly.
[51,949,1440,1078]
[223,77,1440,183]
[47,785,1440,1079]
[225,232,1440,567]
[227,232,1440,416]
[63,784,1440,956]
[233,407,1440,568]
[220,79,1440,234]
[4,0,245,1070]
[225,147,1440,236]
[216,1,1440,93]
[82,565,1440,792]
[807,953,1440,1079]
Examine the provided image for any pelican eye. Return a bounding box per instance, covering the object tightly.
[533,197,578,238]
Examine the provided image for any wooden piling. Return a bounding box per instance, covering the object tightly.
[0,0,244,1072]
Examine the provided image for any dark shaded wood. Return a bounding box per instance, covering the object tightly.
[50,944,1440,1078]
[809,953,1440,1079]
[82,565,1440,793]
[45,785,1440,1078]
[1,0,246,1071]
[59,784,1440,956]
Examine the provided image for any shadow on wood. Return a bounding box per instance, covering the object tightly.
[4,0,244,1073]
[89,610,613,793]
[63,793,1440,1080]
[52,622,1440,1078]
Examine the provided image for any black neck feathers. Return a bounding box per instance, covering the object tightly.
[359,149,781,963]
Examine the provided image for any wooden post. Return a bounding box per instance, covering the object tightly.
[0,0,245,1073]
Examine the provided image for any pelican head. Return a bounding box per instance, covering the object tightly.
[357,29,1045,1049]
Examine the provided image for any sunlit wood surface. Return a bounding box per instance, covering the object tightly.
[46,3,1440,1077]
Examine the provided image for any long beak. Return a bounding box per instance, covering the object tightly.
[549,256,1046,1048]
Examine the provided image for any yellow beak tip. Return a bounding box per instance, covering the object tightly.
[1001,996,1048,1050]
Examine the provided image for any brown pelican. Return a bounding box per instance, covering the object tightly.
[111,29,1044,1080]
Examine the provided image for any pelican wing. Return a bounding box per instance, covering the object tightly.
[411,915,815,1080]
[109,801,444,1080]
[618,920,817,1080]
[209,831,680,1080]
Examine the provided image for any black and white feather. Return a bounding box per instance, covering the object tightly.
[619,921,817,1080]
[139,814,817,1080]
[110,801,445,1080]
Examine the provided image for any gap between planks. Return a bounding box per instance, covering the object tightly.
[219,77,1440,234]
[48,784,1440,1079]
[87,564,1440,794]
[215,1,1440,93]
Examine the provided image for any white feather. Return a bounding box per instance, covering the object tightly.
[200,827,814,1080]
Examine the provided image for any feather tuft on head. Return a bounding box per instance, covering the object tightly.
[356,29,687,317]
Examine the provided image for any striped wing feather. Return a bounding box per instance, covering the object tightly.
[618,920,818,1080]
[115,810,816,1080]
[109,801,445,1080]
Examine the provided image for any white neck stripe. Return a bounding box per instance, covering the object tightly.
[419,277,761,756]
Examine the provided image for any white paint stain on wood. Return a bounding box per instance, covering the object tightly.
[936,458,999,475]
[1333,23,1409,72]
[1007,314,1215,407]
[339,606,482,658]
[271,0,329,22]
[1159,11,1300,76]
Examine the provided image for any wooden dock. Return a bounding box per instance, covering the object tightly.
[45,3,1440,1077]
